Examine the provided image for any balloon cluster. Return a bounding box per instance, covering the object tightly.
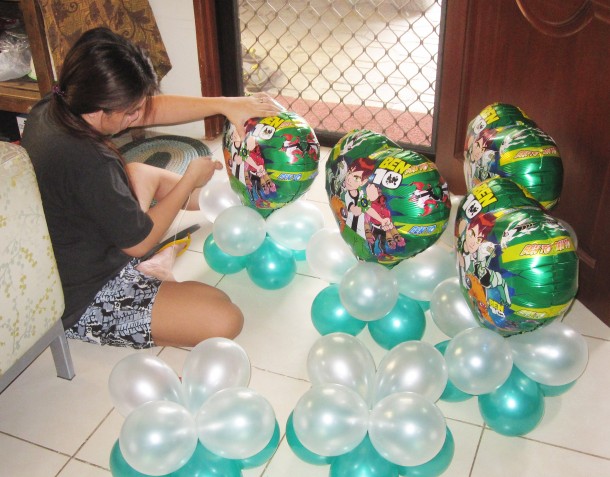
[436,321,588,436]
[464,102,563,210]
[310,243,457,350]
[287,333,455,476]
[107,338,278,477]
[287,323,587,477]
[202,200,325,289]
[326,129,451,267]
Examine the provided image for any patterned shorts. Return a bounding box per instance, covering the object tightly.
[66,258,161,349]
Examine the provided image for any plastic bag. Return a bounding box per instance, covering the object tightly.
[0,29,31,81]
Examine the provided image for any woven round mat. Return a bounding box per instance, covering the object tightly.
[119,135,211,175]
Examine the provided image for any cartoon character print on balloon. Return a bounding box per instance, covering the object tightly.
[223,111,320,217]
[464,103,562,210]
[326,129,450,267]
[455,177,579,336]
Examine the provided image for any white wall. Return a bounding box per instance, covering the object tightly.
[148,0,205,138]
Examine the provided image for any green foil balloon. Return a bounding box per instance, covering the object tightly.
[464,102,535,182]
[465,124,563,210]
[223,112,320,218]
[455,177,578,336]
[326,130,451,267]
[465,103,536,151]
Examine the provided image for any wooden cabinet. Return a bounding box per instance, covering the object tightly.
[0,0,54,113]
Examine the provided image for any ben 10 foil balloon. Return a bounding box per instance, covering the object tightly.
[464,103,563,210]
[455,177,578,336]
[326,129,451,267]
[223,111,320,218]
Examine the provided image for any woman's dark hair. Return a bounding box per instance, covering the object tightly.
[50,27,159,145]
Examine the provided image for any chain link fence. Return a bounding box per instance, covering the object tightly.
[238,0,443,149]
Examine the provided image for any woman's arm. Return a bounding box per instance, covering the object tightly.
[135,93,283,137]
[121,157,222,257]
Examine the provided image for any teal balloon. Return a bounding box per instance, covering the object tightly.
[237,420,280,469]
[203,234,248,274]
[398,427,455,477]
[418,300,430,312]
[368,294,426,350]
[286,412,332,466]
[110,439,243,477]
[311,285,366,336]
[478,367,545,436]
[246,237,297,289]
[174,443,242,477]
[293,248,307,261]
[539,380,576,397]
[434,341,472,402]
[330,435,399,477]
[110,440,153,477]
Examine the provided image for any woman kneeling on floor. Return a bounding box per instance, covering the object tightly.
[22,27,281,349]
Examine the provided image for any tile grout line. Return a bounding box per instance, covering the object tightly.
[469,425,486,476]
[53,407,116,476]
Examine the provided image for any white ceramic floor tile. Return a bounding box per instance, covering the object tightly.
[0,341,158,455]
[56,459,111,477]
[523,336,610,459]
[75,410,124,471]
[0,433,69,477]
[221,272,329,380]
[562,299,610,340]
[472,430,610,477]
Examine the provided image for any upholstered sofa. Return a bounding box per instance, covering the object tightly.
[0,142,74,393]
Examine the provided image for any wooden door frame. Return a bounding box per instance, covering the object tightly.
[192,0,244,139]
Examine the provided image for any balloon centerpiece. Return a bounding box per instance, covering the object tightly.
[223,111,320,218]
[108,338,279,477]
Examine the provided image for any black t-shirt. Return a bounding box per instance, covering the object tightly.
[21,97,153,329]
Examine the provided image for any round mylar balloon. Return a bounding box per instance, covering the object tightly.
[464,103,536,153]
[455,178,578,336]
[326,129,451,267]
[464,124,563,210]
[223,112,320,217]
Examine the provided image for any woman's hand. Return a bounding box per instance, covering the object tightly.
[224,92,284,138]
[185,156,223,189]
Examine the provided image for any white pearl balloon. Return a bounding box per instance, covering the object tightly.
[339,261,399,321]
[266,200,325,250]
[369,392,446,467]
[445,327,513,395]
[374,341,448,403]
[306,228,358,283]
[198,176,242,223]
[429,277,479,337]
[391,244,457,302]
[292,383,369,457]
[213,205,266,256]
[508,321,588,386]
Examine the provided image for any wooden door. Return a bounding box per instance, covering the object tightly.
[435,0,610,324]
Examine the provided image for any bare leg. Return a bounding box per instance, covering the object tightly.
[151,281,244,347]
[125,162,201,212]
